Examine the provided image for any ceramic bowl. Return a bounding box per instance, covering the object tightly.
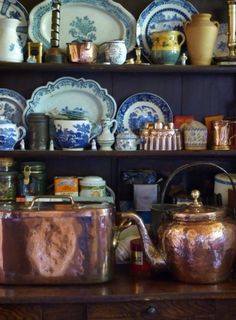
[54,119,96,150]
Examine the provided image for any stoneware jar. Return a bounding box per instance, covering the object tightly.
[182,121,208,150]
[0,18,23,63]
[184,13,219,65]
[98,40,127,64]
[54,119,97,150]
[151,30,185,65]
[115,129,139,151]
[0,116,26,150]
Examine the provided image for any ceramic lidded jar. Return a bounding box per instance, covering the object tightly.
[0,116,26,150]
[115,129,139,151]
[98,40,127,64]
[151,30,185,65]
[0,18,23,63]
[184,13,219,65]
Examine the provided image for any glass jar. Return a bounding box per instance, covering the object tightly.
[0,172,17,201]
[0,157,16,172]
[18,162,46,197]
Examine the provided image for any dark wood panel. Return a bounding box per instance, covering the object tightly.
[0,305,41,320]
[43,304,85,320]
[87,300,215,320]
[215,300,236,320]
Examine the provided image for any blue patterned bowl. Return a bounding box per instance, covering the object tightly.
[54,119,96,150]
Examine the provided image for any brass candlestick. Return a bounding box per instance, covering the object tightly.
[134,46,149,65]
[45,0,66,63]
[216,0,236,64]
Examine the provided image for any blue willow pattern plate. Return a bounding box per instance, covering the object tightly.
[116,92,173,133]
[28,0,136,52]
[0,0,28,48]
[0,88,26,126]
[23,77,117,127]
[137,0,198,62]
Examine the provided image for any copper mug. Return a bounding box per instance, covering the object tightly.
[212,120,236,150]
[67,40,98,63]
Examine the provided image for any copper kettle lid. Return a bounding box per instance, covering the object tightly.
[173,189,225,222]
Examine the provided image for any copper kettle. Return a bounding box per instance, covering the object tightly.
[121,162,236,284]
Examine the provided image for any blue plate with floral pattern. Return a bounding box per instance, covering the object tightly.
[0,88,26,126]
[116,92,173,133]
[137,0,198,62]
[28,0,136,52]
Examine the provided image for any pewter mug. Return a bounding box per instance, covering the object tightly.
[121,162,236,284]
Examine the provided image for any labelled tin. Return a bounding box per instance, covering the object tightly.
[54,176,78,196]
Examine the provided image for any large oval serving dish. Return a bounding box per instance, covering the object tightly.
[28,0,136,52]
[23,77,117,127]
[137,0,198,62]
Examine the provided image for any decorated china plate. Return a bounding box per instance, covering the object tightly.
[116,92,173,133]
[0,88,26,126]
[23,77,117,127]
[0,0,28,48]
[28,0,136,52]
[137,0,198,62]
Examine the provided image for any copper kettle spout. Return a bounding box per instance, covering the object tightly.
[121,212,166,271]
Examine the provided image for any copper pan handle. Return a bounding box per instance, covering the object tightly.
[28,195,75,210]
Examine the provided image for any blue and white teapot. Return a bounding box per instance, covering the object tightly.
[0,117,26,150]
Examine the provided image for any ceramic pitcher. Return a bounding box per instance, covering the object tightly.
[151,30,185,65]
[0,18,23,63]
[184,13,219,65]
[97,118,117,151]
[0,117,26,150]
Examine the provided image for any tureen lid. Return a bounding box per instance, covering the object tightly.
[172,189,225,222]
[116,129,138,139]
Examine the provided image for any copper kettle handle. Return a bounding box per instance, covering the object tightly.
[160,161,236,211]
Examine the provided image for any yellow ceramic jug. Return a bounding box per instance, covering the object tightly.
[151,30,185,65]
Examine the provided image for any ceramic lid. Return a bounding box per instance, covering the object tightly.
[80,176,106,186]
[172,189,225,222]
[116,129,138,140]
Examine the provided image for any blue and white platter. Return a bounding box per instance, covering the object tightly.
[0,0,28,48]
[23,77,117,127]
[28,0,136,52]
[0,88,26,126]
[116,92,173,133]
[137,0,198,62]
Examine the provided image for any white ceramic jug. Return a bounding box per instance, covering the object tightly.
[97,118,117,150]
[0,18,23,63]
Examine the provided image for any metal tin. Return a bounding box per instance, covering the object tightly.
[27,113,49,150]
[54,176,78,196]
[18,162,46,197]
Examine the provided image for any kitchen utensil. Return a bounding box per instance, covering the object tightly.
[121,162,236,284]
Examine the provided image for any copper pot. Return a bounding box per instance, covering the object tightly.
[0,196,120,284]
[67,40,98,63]
[121,162,236,284]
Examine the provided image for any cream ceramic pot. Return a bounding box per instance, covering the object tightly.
[79,176,115,200]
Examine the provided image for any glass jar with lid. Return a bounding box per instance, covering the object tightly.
[0,171,17,201]
[18,162,47,197]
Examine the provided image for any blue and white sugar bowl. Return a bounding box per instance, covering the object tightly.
[0,116,26,150]
[115,129,139,151]
[54,119,97,150]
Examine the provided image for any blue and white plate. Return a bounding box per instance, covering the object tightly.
[28,0,136,52]
[0,88,26,126]
[23,77,117,127]
[0,0,28,48]
[116,92,173,133]
[137,0,198,62]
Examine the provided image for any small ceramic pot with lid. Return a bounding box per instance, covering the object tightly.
[79,176,115,200]
[115,129,139,151]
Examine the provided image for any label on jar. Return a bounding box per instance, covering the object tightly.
[80,185,105,197]
[54,176,78,196]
